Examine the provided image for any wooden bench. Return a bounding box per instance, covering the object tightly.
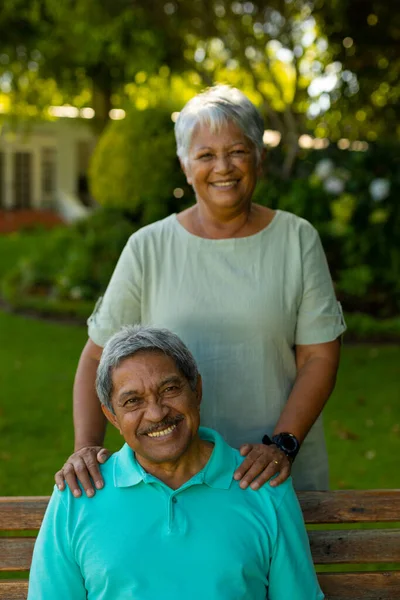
[1,491,400,599]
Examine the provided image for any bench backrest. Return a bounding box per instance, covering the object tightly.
[1,490,399,600]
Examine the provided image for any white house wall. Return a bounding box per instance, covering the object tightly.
[0,120,96,214]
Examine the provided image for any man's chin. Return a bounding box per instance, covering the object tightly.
[135,432,194,466]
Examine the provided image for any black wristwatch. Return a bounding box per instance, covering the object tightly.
[262,432,300,462]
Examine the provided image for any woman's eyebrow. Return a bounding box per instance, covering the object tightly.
[195,141,247,151]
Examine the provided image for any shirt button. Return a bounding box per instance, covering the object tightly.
[172,497,177,503]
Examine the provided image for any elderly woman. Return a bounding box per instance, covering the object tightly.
[56,85,345,496]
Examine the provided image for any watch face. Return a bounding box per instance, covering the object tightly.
[275,433,299,455]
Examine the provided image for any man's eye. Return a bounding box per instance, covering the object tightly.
[124,398,140,406]
[163,386,179,393]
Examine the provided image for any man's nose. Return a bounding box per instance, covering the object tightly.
[145,399,169,422]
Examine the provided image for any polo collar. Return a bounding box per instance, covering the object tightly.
[113,427,236,490]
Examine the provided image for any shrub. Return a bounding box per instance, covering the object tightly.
[2,209,135,316]
[89,106,188,223]
[254,142,400,317]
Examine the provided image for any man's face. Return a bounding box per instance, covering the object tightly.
[102,351,202,466]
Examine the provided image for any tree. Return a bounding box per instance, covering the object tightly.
[0,0,171,131]
[313,0,400,142]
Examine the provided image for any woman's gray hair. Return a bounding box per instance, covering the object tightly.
[96,325,199,412]
[175,85,265,166]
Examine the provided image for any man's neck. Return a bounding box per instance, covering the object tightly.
[136,438,214,490]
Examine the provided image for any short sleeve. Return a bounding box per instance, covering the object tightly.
[87,235,142,347]
[267,481,324,599]
[295,224,346,345]
[28,488,87,600]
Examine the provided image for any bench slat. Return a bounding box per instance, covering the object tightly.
[2,529,399,571]
[0,539,35,571]
[317,571,400,599]
[0,581,28,600]
[0,498,49,531]
[1,491,400,531]
[310,529,400,564]
[1,573,400,600]
[298,490,400,524]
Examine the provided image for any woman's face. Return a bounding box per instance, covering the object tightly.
[182,120,261,214]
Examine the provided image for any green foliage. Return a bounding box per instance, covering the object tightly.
[345,313,400,343]
[254,143,400,317]
[88,106,187,221]
[1,209,135,316]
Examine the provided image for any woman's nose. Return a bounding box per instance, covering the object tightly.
[214,154,233,173]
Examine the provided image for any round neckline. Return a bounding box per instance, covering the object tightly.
[172,209,281,243]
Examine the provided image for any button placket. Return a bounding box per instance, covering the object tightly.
[166,494,177,533]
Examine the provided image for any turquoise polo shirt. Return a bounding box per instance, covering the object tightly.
[28,428,324,599]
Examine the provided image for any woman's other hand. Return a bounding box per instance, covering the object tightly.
[234,443,292,490]
[55,446,112,498]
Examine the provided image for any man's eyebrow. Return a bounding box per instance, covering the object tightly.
[116,389,141,404]
[158,375,183,388]
[116,376,183,404]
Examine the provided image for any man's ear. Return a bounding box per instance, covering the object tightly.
[179,159,192,185]
[101,404,122,435]
[195,374,202,408]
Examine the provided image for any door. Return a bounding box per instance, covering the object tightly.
[14,152,32,209]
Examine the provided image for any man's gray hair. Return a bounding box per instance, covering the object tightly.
[96,325,199,412]
[175,85,265,167]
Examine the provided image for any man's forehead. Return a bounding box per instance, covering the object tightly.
[112,351,183,390]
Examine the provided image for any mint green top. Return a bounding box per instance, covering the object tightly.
[88,210,346,490]
[28,428,324,600]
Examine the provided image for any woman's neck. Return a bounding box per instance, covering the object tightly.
[178,203,275,239]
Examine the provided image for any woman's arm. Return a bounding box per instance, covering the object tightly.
[73,339,105,450]
[55,339,111,497]
[273,338,341,443]
[234,338,341,490]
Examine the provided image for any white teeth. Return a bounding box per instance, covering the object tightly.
[147,424,177,438]
[212,181,237,187]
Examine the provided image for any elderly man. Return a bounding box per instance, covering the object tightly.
[28,326,324,600]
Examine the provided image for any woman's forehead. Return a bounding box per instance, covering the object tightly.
[190,120,250,149]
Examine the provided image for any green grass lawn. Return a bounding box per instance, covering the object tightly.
[0,309,399,495]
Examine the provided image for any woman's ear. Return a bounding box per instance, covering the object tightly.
[180,159,192,185]
[257,148,267,177]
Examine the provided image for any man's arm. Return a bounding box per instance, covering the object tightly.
[28,490,87,600]
[267,481,324,599]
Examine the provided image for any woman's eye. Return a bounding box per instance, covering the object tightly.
[231,149,245,155]
[198,153,213,160]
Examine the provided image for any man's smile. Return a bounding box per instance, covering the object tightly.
[146,423,177,438]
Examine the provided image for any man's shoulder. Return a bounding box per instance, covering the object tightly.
[232,451,296,509]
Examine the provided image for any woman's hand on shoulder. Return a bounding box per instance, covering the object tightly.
[234,443,292,490]
[55,446,112,498]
